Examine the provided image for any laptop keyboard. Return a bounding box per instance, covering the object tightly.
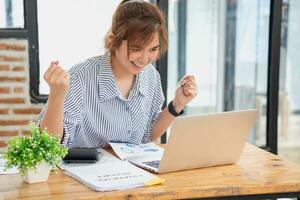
[142,160,160,169]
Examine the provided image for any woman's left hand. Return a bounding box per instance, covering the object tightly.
[172,75,198,112]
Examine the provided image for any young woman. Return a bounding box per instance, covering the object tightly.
[37,0,198,148]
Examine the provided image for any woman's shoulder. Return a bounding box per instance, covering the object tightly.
[142,63,161,83]
[67,55,111,79]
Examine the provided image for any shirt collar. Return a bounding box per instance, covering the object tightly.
[97,52,147,103]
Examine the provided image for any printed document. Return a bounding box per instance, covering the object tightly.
[64,160,164,191]
[108,142,164,172]
[108,142,164,160]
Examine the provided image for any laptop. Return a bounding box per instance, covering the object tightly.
[129,109,257,173]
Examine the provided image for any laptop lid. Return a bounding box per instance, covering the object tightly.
[158,109,257,173]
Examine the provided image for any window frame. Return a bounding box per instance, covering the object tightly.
[0,0,45,103]
[0,0,27,38]
[26,0,46,103]
[28,0,159,104]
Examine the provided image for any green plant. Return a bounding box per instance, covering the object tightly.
[3,122,68,176]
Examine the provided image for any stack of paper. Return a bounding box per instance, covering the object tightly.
[64,160,164,191]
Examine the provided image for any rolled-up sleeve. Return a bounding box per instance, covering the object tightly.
[36,72,84,147]
[142,73,165,143]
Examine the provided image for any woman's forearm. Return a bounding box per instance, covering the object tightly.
[151,101,184,141]
[40,93,65,139]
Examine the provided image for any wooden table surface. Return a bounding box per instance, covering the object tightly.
[1,143,300,200]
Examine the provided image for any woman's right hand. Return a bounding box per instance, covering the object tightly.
[44,61,70,97]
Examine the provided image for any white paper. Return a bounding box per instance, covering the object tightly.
[64,160,160,191]
[108,142,164,160]
[0,155,19,175]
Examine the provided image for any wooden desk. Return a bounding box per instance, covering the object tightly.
[1,144,300,200]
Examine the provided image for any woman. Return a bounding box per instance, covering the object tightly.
[37,0,198,148]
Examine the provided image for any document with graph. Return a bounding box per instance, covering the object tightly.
[108,142,164,160]
[108,142,164,172]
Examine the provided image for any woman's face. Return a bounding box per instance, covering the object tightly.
[114,31,160,75]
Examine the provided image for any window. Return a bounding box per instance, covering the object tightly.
[0,0,24,28]
[278,0,300,164]
[167,0,271,146]
[33,0,153,97]
[36,0,120,95]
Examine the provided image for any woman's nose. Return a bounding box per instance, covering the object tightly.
[137,51,148,65]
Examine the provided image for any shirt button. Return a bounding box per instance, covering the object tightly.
[128,130,131,134]
[126,105,130,111]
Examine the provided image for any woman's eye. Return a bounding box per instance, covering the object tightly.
[130,48,141,52]
[151,48,159,52]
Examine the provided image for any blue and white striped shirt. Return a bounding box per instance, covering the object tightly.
[37,53,165,148]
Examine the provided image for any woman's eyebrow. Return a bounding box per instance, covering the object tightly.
[151,45,160,49]
[129,44,160,49]
[129,44,142,48]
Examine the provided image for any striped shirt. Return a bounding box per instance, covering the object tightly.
[37,53,165,148]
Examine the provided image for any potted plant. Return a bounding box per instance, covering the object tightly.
[3,122,68,184]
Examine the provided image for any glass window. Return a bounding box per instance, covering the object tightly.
[37,0,120,94]
[168,0,271,145]
[234,0,270,146]
[0,0,24,28]
[168,0,221,115]
[278,0,300,164]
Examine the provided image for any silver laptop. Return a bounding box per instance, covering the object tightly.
[129,109,257,173]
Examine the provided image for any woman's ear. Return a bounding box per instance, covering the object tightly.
[107,33,115,49]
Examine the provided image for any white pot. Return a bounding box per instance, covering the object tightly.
[22,161,51,184]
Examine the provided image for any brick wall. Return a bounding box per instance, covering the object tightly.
[0,38,44,152]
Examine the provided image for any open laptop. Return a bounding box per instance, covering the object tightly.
[128,109,257,173]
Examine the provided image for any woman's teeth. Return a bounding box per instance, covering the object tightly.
[131,61,143,68]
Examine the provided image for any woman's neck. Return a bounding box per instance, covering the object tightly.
[111,55,136,99]
[111,55,135,82]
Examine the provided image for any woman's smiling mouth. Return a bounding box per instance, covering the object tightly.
[131,61,144,69]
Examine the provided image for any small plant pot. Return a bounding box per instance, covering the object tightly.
[22,162,51,184]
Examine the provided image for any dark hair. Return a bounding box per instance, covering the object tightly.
[104,0,168,58]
